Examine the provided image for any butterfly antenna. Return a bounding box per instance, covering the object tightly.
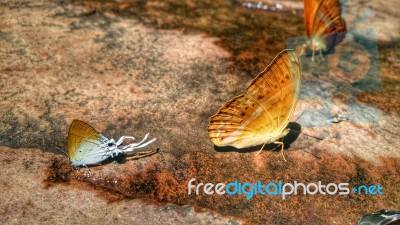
[295,111,306,123]
[51,147,76,179]
[54,146,72,162]
[127,148,159,160]
[292,111,323,140]
[303,131,323,140]
[289,128,323,141]
[54,146,67,156]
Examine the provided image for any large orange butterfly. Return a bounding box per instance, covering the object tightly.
[303,0,347,60]
[208,50,301,160]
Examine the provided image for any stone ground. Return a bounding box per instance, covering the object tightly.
[0,0,399,224]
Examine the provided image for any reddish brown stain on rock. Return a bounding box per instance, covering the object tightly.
[41,149,400,225]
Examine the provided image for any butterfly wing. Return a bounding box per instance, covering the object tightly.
[67,120,110,166]
[304,0,321,36]
[208,94,277,148]
[208,50,301,148]
[311,0,346,35]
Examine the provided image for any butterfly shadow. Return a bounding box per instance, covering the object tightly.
[214,122,302,154]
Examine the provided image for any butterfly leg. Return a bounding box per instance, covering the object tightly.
[311,48,315,62]
[78,165,92,176]
[109,148,123,158]
[255,142,268,156]
[256,141,287,162]
[318,49,324,61]
[273,141,287,162]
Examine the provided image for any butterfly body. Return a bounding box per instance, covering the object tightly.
[208,50,301,153]
[310,35,327,52]
[67,120,156,167]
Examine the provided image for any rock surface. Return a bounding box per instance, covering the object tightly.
[0,147,239,224]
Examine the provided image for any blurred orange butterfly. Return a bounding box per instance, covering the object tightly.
[302,0,347,60]
[208,50,301,161]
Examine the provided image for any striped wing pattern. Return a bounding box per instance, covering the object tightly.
[208,50,301,148]
[305,0,346,36]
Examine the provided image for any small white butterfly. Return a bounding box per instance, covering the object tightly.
[66,120,156,167]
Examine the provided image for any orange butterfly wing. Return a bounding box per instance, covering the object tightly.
[208,50,302,148]
[67,120,105,159]
[304,0,346,36]
[304,0,321,35]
